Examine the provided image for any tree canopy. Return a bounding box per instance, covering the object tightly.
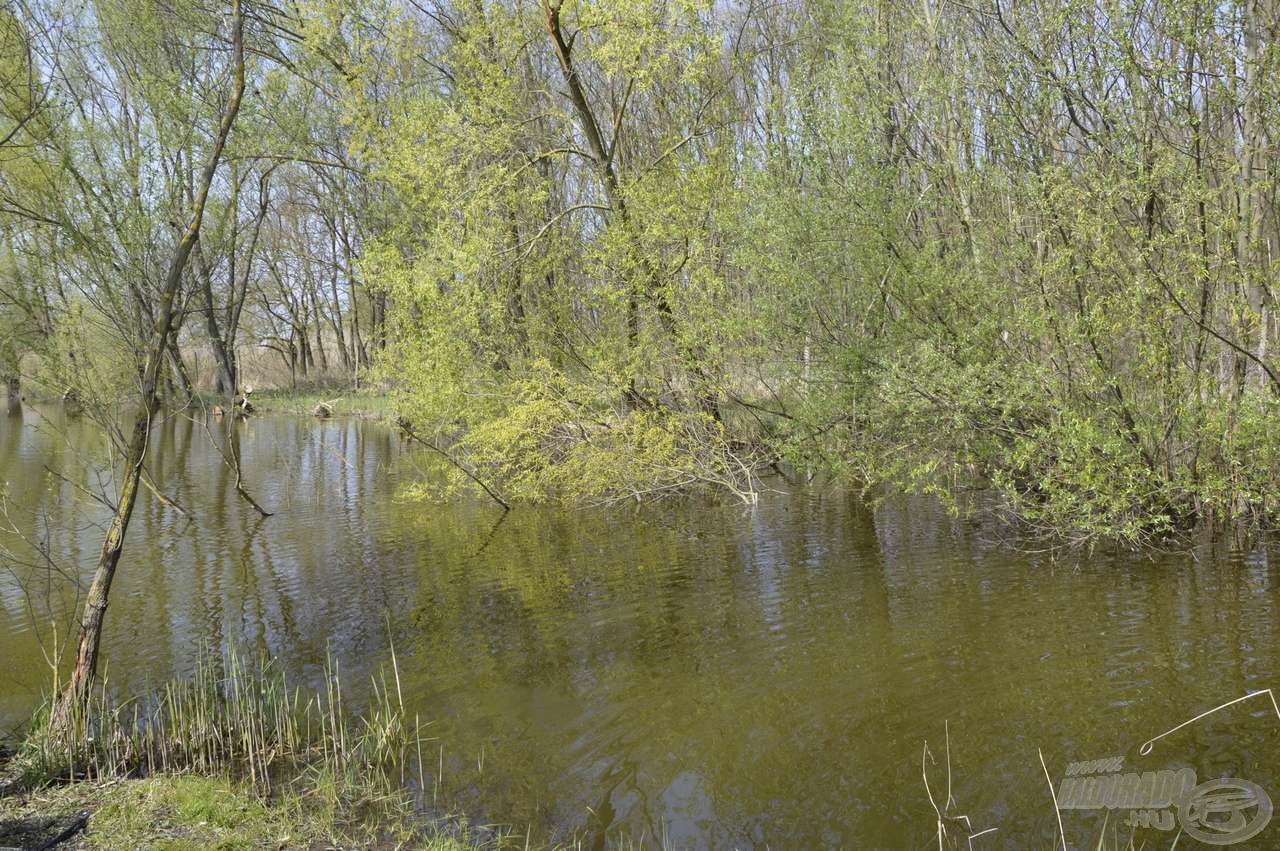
[4,0,1280,543]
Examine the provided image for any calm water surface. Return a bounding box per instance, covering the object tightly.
[2,405,1279,848]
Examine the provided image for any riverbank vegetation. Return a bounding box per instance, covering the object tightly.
[6,0,1280,545]
[0,647,503,849]
[1,774,423,850]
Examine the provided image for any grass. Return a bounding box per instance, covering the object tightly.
[0,646,509,849]
[247,387,398,420]
[0,651,1149,849]
[15,647,421,796]
[0,774,500,850]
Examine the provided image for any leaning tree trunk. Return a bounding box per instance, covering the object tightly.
[51,0,246,727]
[542,0,721,421]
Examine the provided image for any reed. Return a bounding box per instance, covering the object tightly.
[13,643,427,825]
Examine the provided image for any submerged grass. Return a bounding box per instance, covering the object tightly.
[920,726,1169,851]
[5,647,1170,848]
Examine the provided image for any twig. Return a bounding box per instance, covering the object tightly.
[41,465,113,511]
[140,468,193,519]
[34,810,90,850]
[189,405,273,518]
[397,418,510,511]
[922,741,946,850]
[1139,689,1280,756]
[1039,748,1066,851]
[967,827,997,850]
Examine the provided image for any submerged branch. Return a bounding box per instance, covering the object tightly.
[396,417,510,511]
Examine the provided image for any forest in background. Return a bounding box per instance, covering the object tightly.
[3,0,1280,543]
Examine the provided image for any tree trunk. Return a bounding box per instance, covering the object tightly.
[373,291,386,351]
[542,0,720,420]
[194,240,238,396]
[51,0,245,726]
[167,338,193,401]
[327,229,351,372]
[312,289,330,373]
[343,231,366,369]
[299,326,312,375]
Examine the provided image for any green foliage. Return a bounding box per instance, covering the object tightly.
[323,0,1280,539]
[715,0,1280,543]
[348,0,757,506]
[35,302,138,408]
[9,0,1280,542]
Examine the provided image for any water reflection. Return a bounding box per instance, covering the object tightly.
[0,406,411,722]
[2,406,1280,848]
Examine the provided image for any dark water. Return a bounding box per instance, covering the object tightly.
[3,405,1280,848]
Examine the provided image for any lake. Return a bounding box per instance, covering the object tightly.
[2,405,1278,848]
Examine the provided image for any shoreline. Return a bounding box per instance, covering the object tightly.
[0,772,489,850]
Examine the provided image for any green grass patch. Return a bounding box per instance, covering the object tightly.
[246,387,398,420]
[0,773,486,850]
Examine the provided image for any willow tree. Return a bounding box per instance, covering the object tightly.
[53,0,248,718]
[333,0,760,505]
[728,0,1280,542]
[0,6,56,406]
